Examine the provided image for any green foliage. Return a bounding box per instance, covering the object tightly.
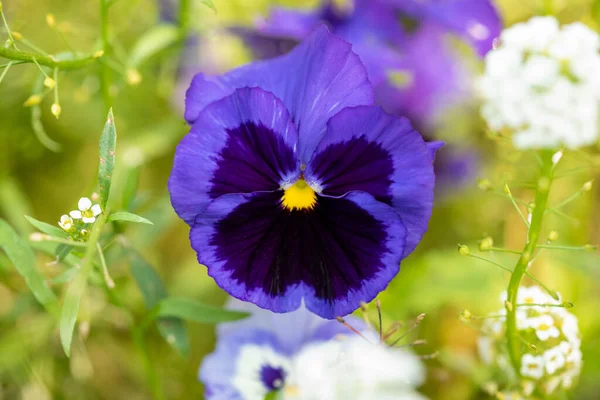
[128,25,181,68]
[108,211,153,225]
[98,108,117,209]
[24,215,68,238]
[0,219,59,315]
[156,297,250,324]
[201,0,217,13]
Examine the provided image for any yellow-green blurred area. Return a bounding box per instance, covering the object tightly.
[1,0,600,399]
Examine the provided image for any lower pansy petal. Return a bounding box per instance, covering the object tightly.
[191,190,406,319]
[199,329,291,400]
[168,87,299,225]
[305,106,436,256]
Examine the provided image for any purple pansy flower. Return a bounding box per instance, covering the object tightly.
[233,0,502,126]
[168,27,439,318]
[200,299,365,399]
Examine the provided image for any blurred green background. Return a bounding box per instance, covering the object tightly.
[1,0,599,399]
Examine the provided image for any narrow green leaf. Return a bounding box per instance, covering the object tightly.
[98,108,117,209]
[51,266,78,284]
[200,0,216,12]
[157,297,249,324]
[108,211,153,225]
[24,215,68,238]
[0,219,59,315]
[130,253,189,356]
[128,24,180,68]
[55,243,73,260]
[59,213,106,357]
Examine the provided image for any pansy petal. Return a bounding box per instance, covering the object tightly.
[78,197,92,211]
[169,87,299,225]
[69,210,82,219]
[91,204,102,216]
[190,190,406,319]
[305,106,436,256]
[218,298,364,354]
[199,329,289,400]
[388,0,502,56]
[185,25,373,162]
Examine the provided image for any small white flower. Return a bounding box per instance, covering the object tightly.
[69,197,102,224]
[543,346,566,375]
[58,214,74,232]
[479,16,600,149]
[544,376,561,394]
[527,315,560,341]
[521,354,545,379]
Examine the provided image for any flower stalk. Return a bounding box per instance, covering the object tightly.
[0,46,101,69]
[505,150,555,376]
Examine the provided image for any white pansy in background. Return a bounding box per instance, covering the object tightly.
[69,197,102,224]
[58,214,74,232]
[478,16,600,149]
[478,287,582,396]
[200,299,428,400]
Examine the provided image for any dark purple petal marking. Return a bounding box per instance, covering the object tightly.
[209,121,297,200]
[169,87,299,225]
[184,25,373,162]
[260,365,286,390]
[305,106,436,257]
[190,190,406,318]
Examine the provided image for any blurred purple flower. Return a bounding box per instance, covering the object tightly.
[200,299,364,399]
[168,27,440,318]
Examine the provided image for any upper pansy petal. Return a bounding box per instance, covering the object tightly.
[185,25,373,162]
[190,190,406,319]
[305,106,435,256]
[388,0,502,56]
[169,87,299,225]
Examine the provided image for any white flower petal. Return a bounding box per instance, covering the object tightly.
[91,204,102,216]
[78,197,92,211]
[70,210,82,219]
[82,216,96,224]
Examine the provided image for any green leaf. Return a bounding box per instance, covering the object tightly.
[0,219,59,315]
[108,211,153,225]
[157,297,249,324]
[98,108,117,209]
[55,243,73,260]
[60,272,88,356]
[200,0,216,12]
[264,391,279,400]
[128,24,180,68]
[130,253,189,356]
[24,215,68,238]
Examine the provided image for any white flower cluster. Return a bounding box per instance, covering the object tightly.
[292,332,427,400]
[57,197,102,240]
[478,287,582,396]
[479,16,600,149]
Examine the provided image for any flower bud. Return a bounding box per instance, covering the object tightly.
[458,244,470,256]
[126,69,142,86]
[46,13,56,28]
[461,309,472,320]
[584,244,597,252]
[548,231,559,241]
[479,236,494,251]
[503,183,511,196]
[561,301,574,308]
[23,94,42,107]
[43,77,56,89]
[11,31,22,40]
[51,103,61,118]
[582,180,593,192]
[477,179,492,191]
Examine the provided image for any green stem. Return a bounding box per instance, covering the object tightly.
[179,0,191,33]
[543,0,554,15]
[0,46,99,69]
[100,0,111,109]
[505,151,555,377]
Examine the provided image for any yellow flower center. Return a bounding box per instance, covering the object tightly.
[82,209,94,218]
[539,323,550,331]
[281,179,317,211]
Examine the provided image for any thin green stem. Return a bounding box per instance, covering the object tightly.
[53,68,59,104]
[179,0,191,33]
[505,184,530,228]
[487,247,522,254]
[1,8,18,49]
[549,190,584,211]
[505,150,554,377]
[96,242,115,288]
[0,60,12,84]
[542,0,554,15]
[0,46,100,69]
[516,303,570,308]
[537,244,596,251]
[17,37,49,55]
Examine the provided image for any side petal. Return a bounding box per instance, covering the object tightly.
[190,190,406,319]
[185,25,373,162]
[69,210,82,219]
[169,87,299,225]
[305,106,435,256]
[388,0,502,56]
